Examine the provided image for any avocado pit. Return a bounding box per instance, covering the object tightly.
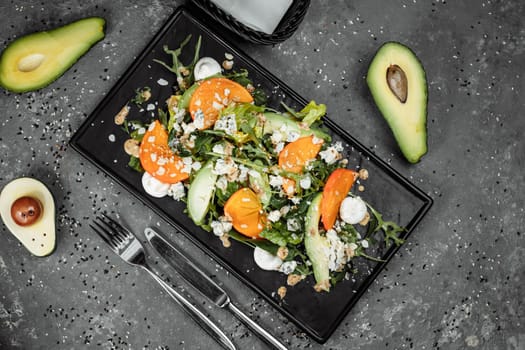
[386,64,408,103]
[17,53,46,72]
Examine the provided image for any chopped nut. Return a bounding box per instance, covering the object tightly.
[114,105,130,125]
[359,211,370,226]
[222,60,234,70]
[277,246,289,260]
[358,168,369,180]
[286,274,304,286]
[277,286,287,299]
[179,66,190,76]
[220,233,231,248]
[358,184,365,192]
[313,280,330,292]
[124,139,140,157]
[345,247,355,259]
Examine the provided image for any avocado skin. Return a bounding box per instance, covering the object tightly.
[0,17,106,93]
[366,42,428,163]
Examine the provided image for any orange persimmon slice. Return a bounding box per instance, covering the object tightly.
[139,120,189,184]
[189,77,253,129]
[320,168,358,230]
[224,187,266,238]
[278,135,323,195]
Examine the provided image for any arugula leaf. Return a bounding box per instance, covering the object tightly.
[364,200,406,248]
[299,101,327,126]
[128,156,144,172]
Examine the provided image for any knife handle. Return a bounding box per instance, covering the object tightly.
[227,302,288,350]
[143,267,236,350]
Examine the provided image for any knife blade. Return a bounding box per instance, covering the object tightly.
[145,227,288,350]
[145,227,229,308]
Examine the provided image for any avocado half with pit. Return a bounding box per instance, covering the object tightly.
[366,42,428,163]
[0,17,105,93]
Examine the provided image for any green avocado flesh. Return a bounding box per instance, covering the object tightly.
[0,17,105,93]
[304,193,330,292]
[367,42,428,163]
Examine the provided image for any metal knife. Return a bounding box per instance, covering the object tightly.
[145,227,288,350]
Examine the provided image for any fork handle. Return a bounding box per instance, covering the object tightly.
[143,267,236,350]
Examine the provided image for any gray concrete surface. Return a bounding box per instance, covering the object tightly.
[0,0,523,349]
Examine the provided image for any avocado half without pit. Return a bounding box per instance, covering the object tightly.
[367,42,428,163]
[0,17,105,93]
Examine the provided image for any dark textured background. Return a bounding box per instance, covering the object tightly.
[0,1,523,349]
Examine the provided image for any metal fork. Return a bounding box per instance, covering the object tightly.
[90,214,236,350]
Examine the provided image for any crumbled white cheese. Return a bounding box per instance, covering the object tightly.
[238,165,249,182]
[319,146,340,164]
[192,161,202,171]
[287,218,300,232]
[290,197,301,205]
[174,108,186,123]
[212,144,225,155]
[312,136,324,145]
[216,176,228,191]
[214,114,237,135]
[213,158,237,176]
[299,175,311,189]
[360,239,369,249]
[168,182,185,200]
[181,122,197,134]
[193,109,205,129]
[181,157,193,174]
[146,103,155,111]
[157,78,169,86]
[279,261,297,275]
[275,142,284,154]
[268,210,281,223]
[269,175,284,188]
[211,218,233,237]
[270,130,283,144]
[286,131,300,142]
[326,229,346,271]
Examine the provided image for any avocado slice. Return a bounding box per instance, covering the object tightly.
[366,42,428,163]
[260,112,331,141]
[0,17,105,93]
[187,160,217,226]
[304,193,331,292]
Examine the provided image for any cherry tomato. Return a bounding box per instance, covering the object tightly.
[11,196,42,226]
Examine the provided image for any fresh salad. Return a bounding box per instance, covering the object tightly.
[116,35,404,294]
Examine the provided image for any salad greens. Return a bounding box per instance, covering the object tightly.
[118,34,405,293]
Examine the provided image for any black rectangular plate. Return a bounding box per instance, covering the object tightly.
[70,7,433,343]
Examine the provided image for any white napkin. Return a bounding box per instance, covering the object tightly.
[210,0,293,34]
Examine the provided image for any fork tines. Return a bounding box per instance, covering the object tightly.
[90,214,131,250]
